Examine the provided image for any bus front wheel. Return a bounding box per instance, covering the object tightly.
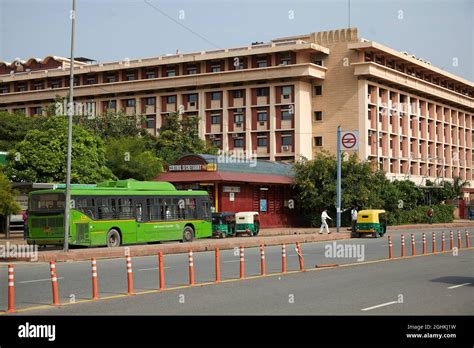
[182,226,195,242]
[106,229,121,247]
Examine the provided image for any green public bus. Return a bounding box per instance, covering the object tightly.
[27,179,212,247]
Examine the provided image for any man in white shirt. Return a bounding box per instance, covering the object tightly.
[351,206,358,232]
[319,209,332,234]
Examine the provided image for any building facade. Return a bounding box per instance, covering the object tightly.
[1,28,473,190]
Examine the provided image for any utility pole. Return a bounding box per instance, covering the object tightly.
[63,0,76,252]
[336,125,342,232]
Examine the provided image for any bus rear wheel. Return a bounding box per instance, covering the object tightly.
[106,229,121,247]
[182,226,195,242]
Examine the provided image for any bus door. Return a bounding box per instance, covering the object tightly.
[135,198,148,242]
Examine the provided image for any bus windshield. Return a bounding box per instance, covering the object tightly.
[29,193,66,212]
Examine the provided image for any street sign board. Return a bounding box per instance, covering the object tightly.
[341,131,359,150]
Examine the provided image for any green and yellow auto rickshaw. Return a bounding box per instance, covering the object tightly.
[211,212,236,238]
[235,212,260,236]
[354,209,387,238]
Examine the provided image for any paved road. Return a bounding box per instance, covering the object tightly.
[0,227,472,313]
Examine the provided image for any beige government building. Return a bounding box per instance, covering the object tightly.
[1,27,473,189]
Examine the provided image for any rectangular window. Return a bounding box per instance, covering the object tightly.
[125,71,136,81]
[257,111,268,122]
[212,138,221,148]
[146,117,155,129]
[280,52,292,65]
[234,113,244,124]
[314,85,322,95]
[281,110,292,120]
[282,136,292,146]
[256,58,268,68]
[187,66,197,75]
[314,136,323,147]
[107,100,117,109]
[166,95,176,104]
[234,138,244,148]
[257,137,267,147]
[145,97,156,105]
[211,92,222,100]
[105,74,116,83]
[50,80,61,89]
[314,59,323,66]
[211,65,221,73]
[233,90,244,98]
[314,111,323,121]
[166,69,176,77]
[282,86,292,97]
[17,85,26,92]
[256,88,269,97]
[86,77,96,85]
[125,99,135,107]
[188,94,198,103]
[211,114,221,124]
[145,71,156,79]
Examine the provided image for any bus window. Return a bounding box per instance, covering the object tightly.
[118,198,133,219]
[186,198,197,219]
[136,202,143,222]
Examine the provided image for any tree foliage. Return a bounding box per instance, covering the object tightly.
[76,111,149,139]
[4,117,115,183]
[0,111,47,151]
[155,112,218,165]
[106,137,163,181]
[0,170,21,216]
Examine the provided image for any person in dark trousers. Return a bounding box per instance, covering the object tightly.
[22,210,28,240]
[350,206,358,233]
[427,207,433,224]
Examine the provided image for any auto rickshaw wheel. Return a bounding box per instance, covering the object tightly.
[373,232,379,238]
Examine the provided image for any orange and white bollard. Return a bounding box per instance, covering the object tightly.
[441,232,445,252]
[411,234,416,256]
[239,246,245,279]
[281,243,287,273]
[158,251,165,290]
[50,261,59,305]
[400,234,405,257]
[260,243,266,276]
[422,233,426,255]
[432,232,436,253]
[457,230,462,249]
[215,247,221,283]
[8,264,15,313]
[466,230,470,248]
[91,258,99,300]
[188,250,195,286]
[450,230,454,250]
[296,242,305,271]
[126,255,134,295]
[388,235,393,259]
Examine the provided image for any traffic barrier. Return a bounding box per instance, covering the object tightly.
[388,235,393,259]
[126,255,134,295]
[188,250,195,286]
[215,247,221,283]
[281,243,287,273]
[400,234,405,257]
[450,230,454,250]
[422,233,426,255]
[158,252,165,290]
[441,231,445,252]
[239,246,245,279]
[432,232,436,253]
[260,243,266,276]
[50,261,59,305]
[296,242,305,271]
[8,264,14,313]
[411,234,416,256]
[457,230,462,249]
[466,230,470,248]
[91,258,99,300]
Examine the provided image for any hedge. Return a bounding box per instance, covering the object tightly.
[387,204,455,226]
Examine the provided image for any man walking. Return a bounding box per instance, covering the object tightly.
[350,206,358,233]
[427,207,433,224]
[319,209,332,234]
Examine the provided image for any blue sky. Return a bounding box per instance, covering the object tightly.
[0,0,472,80]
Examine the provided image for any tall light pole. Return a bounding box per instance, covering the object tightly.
[336,125,342,232]
[63,0,76,252]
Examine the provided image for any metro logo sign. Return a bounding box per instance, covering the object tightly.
[340,131,359,151]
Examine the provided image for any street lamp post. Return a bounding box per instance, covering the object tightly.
[336,125,341,232]
[63,0,76,252]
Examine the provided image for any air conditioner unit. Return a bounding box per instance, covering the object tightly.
[209,134,216,139]
[236,123,242,127]
[232,133,239,139]
[282,145,290,151]
[236,108,243,112]
[283,94,290,99]
[259,121,265,126]
[189,102,196,107]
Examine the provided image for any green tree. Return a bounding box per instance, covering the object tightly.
[0,111,47,151]
[155,112,218,165]
[4,117,115,183]
[0,170,21,217]
[106,137,163,180]
[76,111,149,139]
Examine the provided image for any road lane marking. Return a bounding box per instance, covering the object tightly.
[223,259,244,263]
[138,267,171,271]
[361,301,398,311]
[19,277,64,284]
[447,283,471,289]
